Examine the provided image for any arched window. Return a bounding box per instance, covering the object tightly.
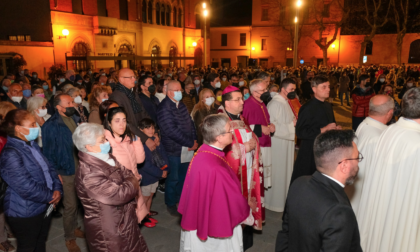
[365,41,373,55]
[166,5,171,26]
[173,7,177,27]
[178,8,182,28]
[196,14,201,29]
[156,3,160,25]
[151,45,161,68]
[161,4,165,25]
[169,46,177,67]
[408,39,420,63]
[148,1,153,23]
[142,0,147,23]
[72,41,90,71]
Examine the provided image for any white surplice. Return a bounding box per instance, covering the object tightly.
[357,118,420,252]
[345,117,387,217]
[265,94,295,212]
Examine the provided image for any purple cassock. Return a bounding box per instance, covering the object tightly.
[242,96,272,147]
[178,144,250,240]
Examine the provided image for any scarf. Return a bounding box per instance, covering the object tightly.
[115,83,142,113]
[77,104,88,123]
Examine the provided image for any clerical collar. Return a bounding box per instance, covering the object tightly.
[209,144,223,151]
[321,173,345,188]
[225,110,240,120]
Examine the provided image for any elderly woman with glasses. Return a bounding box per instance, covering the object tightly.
[73,123,149,252]
[178,114,253,251]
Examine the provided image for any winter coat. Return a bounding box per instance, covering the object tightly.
[329,76,338,99]
[75,151,149,252]
[192,106,218,147]
[0,136,63,218]
[138,138,169,186]
[157,96,197,157]
[351,86,375,118]
[42,110,76,175]
[181,93,196,114]
[109,85,151,143]
[339,76,350,93]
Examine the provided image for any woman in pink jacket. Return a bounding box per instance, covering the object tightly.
[103,107,150,225]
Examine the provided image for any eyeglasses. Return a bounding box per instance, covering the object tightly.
[229,98,244,102]
[219,130,233,136]
[121,76,136,79]
[338,152,363,164]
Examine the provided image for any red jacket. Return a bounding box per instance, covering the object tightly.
[351,87,375,117]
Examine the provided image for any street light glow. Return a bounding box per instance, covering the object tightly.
[202,2,206,9]
[297,0,302,7]
[192,42,197,47]
[252,47,255,51]
[295,16,298,23]
[204,10,208,17]
[62,29,69,36]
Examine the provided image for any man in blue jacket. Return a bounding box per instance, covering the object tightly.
[157,80,197,216]
[42,93,84,252]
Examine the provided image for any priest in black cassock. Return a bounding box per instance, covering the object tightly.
[290,75,341,185]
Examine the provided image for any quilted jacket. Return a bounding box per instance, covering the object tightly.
[351,86,375,118]
[42,110,76,175]
[0,136,63,217]
[156,96,197,157]
[75,151,149,252]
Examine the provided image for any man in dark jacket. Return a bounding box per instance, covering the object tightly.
[42,93,84,252]
[6,83,27,109]
[351,74,375,131]
[58,70,75,91]
[300,71,314,102]
[276,130,362,252]
[110,68,157,151]
[203,73,220,92]
[139,75,160,125]
[157,80,197,216]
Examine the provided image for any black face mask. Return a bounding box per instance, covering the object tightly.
[260,91,272,105]
[189,89,196,96]
[232,82,239,87]
[287,91,296,99]
[63,107,76,117]
[148,84,156,94]
[308,77,313,81]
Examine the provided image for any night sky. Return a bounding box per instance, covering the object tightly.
[210,0,252,27]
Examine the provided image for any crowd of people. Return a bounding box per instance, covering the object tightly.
[0,62,418,252]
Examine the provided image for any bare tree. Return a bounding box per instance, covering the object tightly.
[310,0,349,66]
[358,0,392,65]
[392,0,409,65]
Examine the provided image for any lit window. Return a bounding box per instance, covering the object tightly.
[9,36,17,41]
[25,35,31,41]
[17,35,25,41]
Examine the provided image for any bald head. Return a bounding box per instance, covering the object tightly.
[118,68,135,89]
[369,95,394,116]
[167,80,182,101]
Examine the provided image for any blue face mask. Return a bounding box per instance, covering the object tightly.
[42,85,49,90]
[21,127,39,141]
[174,91,183,101]
[100,142,111,154]
[23,90,31,97]
[69,75,75,82]
[244,93,250,100]
[2,86,8,92]
[102,98,108,102]
[134,80,138,84]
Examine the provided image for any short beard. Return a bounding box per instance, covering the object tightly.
[345,176,356,185]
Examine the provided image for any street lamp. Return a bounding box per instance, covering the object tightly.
[294,1,302,68]
[203,8,208,69]
[59,29,69,39]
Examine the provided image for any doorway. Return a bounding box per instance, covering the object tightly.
[221,58,231,68]
[408,39,420,63]
[237,56,249,68]
[286,58,293,67]
[260,58,268,68]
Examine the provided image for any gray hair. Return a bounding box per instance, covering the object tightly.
[62,84,74,93]
[72,123,105,153]
[66,87,80,97]
[201,114,230,145]
[402,87,420,119]
[27,96,47,114]
[249,79,264,93]
[369,95,395,116]
[257,71,270,80]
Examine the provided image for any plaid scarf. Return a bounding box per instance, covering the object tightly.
[77,104,88,123]
[115,83,142,114]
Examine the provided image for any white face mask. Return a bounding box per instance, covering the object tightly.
[239,81,245,87]
[205,97,215,106]
[222,77,227,82]
[59,78,65,83]
[11,96,23,103]
[74,96,82,104]
[194,80,201,85]
[201,79,204,83]
[380,78,385,82]
[215,82,221,88]
[36,109,48,118]
[270,92,278,98]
